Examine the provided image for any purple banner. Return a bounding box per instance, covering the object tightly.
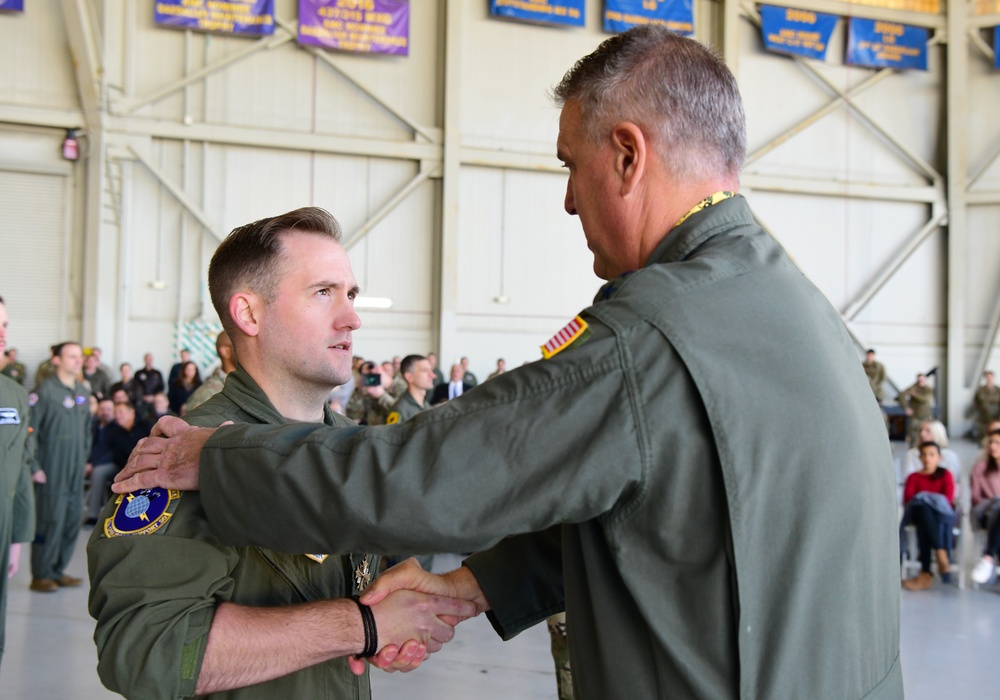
[298,0,409,56]
[0,0,24,12]
[154,0,275,36]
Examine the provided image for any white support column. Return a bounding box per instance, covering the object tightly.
[945,0,969,429]
[436,0,463,362]
[60,0,113,351]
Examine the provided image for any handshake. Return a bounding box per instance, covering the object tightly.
[346,557,488,676]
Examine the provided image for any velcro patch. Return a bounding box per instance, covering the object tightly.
[0,407,20,425]
[104,488,181,537]
[541,316,590,360]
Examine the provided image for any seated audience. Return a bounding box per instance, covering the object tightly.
[970,430,1000,585]
[900,441,955,591]
[167,360,202,415]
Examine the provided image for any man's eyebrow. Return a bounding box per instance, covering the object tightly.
[313,280,361,296]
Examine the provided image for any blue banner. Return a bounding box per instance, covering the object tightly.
[154,0,275,36]
[996,26,999,69]
[846,17,927,70]
[0,0,24,12]
[603,0,693,36]
[489,0,585,28]
[760,5,837,61]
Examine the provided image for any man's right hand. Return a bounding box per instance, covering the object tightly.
[112,416,219,493]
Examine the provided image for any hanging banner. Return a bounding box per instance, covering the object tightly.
[0,0,24,11]
[996,26,1000,69]
[603,0,693,36]
[154,0,275,36]
[846,17,927,70]
[298,0,409,55]
[489,0,585,28]
[759,5,837,61]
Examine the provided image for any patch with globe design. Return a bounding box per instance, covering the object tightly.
[104,488,182,537]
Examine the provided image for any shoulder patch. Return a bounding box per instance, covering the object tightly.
[385,411,400,425]
[0,407,20,425]
[541,316,591,360]
[104,488,182,537]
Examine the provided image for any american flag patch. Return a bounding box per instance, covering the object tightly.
[541,316,589,360]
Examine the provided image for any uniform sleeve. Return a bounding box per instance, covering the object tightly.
[464,526,565,640]
[199,321,644,558]
[11,405,36,543]
[87,495,238,700]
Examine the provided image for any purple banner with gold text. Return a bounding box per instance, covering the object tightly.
[298,0,409,56]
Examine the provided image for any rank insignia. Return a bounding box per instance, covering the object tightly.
[354,556,373,593]
[104,488,181,538]
[541,316,591,360]
[0,407,20,425]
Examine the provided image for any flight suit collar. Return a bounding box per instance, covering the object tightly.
[594,195,753,303]
[221,364,338,427]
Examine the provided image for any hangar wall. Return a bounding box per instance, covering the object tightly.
[0,0,997,431]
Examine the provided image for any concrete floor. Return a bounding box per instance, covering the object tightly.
[1,440,997,699]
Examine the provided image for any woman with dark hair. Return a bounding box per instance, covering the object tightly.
[167,360,202,415]
[900,441,955,591]
[970,430,1000,584]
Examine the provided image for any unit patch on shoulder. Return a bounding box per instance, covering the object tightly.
[0,407,20,425]
[385,411,400,425]
[541,316,591,360]
[104,488,182,538]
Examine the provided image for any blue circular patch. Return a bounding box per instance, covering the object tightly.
[106,487,179,537]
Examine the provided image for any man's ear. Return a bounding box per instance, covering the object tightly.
[611,122,646,196]
[230,292,262,338]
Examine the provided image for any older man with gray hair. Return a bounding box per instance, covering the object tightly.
[119,27,902,699]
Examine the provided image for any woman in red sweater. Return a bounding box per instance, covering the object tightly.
[970,430,1000,584]
[900,441,955,591]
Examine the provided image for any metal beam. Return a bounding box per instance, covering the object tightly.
[459,146,561,173]
[968,138,1000,190]
[971,292,1000,385]
[126,145,227,242]
[744,69,891,166]
[841,207,947,321]
[946,0,970,429]
[110,116,442,162]
[741,174,941,203]
[341,162,439,250]
[273,18,437,144]
[115,31,295,115]
[967,190,1000,205]
[797,61,943,183]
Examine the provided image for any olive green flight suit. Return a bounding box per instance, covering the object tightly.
[385,390,431,425]
[87,367,378,699]
[0,374,35,664]
[192,197,903,700]
[29,375,90,581]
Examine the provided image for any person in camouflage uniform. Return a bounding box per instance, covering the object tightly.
[345,362,393,426]
[898,373,935,446]
[974,371,1000,440]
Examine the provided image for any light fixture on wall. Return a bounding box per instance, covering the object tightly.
[148,280,168,291]
[61,129,80,161]
[493,295,510,304]
[354,296,393,309]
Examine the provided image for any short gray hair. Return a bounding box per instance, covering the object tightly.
[553,26,746,181]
